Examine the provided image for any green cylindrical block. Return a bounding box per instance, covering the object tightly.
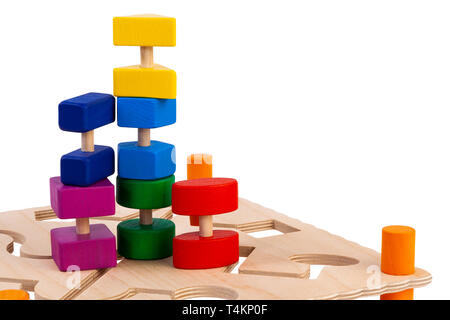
[117,218,175,260]
[116,175,174,209]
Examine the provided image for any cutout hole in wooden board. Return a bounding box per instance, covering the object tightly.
[114,257,125,267]
[173,286,238,300]
[27,290,35,300]
[224,246,255,274]
[247,229,283,238]
[228,257,247,274]
[289,254,359,266]
[1,231,25,257]
[290,254,359,279]
[308,265,326,280]
[11,242,22,257]
[237,219,300,238]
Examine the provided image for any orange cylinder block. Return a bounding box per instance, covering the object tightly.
[380,225,415,300]
[187,154,213,226]
[0,289,29,300]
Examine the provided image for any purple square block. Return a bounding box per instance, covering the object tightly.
[50,176,115,219]
[51,224,117,271]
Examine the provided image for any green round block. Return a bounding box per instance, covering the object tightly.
[116,175,174,209]
[117,218,175,260]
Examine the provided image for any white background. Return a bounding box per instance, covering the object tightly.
[0,0,448,299]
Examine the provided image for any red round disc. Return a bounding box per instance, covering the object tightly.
[173,230,239,269]
[172,178,238,216]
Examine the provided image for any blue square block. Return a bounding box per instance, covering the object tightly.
[118,141,176,180]
[59,92,115,132]
[61,145,115,186]
[117,97,176,129]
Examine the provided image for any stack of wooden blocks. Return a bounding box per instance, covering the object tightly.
[113,15,177,260]
[48,15,242,271]
[50,93,117,271]
[172,175,240,269]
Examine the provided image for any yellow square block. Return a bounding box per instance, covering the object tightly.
[113,65,176,99]
[113,14,176,47]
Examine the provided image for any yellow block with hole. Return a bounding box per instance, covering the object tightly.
[113,65,176,99]
[113,14,176,47]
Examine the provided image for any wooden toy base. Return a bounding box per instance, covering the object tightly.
[0,198,431,300]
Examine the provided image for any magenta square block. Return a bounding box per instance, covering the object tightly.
[51,224,117,271]
[50,176,115,219]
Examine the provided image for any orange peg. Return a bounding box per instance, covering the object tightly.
[187,154,213,226]
[0,289,29,300]
[187,154,212,180]
[380,225,415,300]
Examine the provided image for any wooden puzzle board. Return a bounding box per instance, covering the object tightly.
[0,199,431,300]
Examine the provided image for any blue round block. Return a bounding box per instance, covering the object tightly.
[118,141,176,180]
[117,97,176,129]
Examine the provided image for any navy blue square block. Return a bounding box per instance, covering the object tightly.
[61,145,115,187]
[59,93,115,133]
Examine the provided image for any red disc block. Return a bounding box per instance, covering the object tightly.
[173,230,239,269]
[172,178,238,216]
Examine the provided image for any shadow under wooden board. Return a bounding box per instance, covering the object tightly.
[0,199,431,300]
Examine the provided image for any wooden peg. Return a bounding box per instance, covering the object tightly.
[380,225,416,300]
[187,154,212,179]
[77,129,93,236]
[139,209,153,225]
[199,215,213,237]
[133,46,157,149]
[76,217,90,235]
[81,130,94,152]
[140,46,154,68]
[138,128,151,147]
